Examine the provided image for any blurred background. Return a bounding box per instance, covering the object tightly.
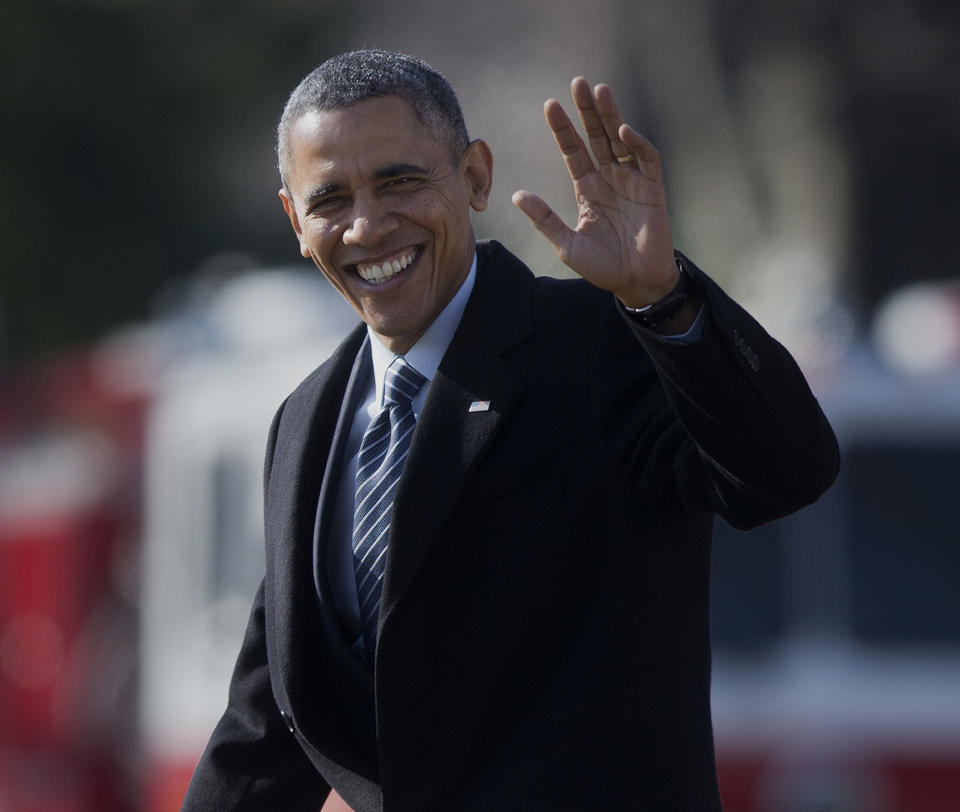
[1,0,959,810]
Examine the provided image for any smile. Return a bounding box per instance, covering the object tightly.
[356,248,419,285]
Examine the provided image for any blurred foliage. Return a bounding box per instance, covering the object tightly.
[0,0,353,361]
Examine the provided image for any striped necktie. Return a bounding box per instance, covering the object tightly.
[353,357,426,663]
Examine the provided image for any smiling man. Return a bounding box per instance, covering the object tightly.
[182,50,839,812]
[278,92,492,354]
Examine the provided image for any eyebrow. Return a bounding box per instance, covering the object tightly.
[373,162,429,179]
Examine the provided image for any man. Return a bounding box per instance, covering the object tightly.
[182,49,839,811]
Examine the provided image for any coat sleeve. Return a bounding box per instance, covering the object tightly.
[181,399,330,810]
[614,252,840,530]
[179,580,331,811]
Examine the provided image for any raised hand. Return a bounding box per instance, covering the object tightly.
[512,77,680,308]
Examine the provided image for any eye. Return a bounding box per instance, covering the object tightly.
[384,176,420,190]
[308,196,347,216]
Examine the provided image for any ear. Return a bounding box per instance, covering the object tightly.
[279,188,311,258]
[462,139,494,213]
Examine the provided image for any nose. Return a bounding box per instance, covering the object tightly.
[343,195,396,246]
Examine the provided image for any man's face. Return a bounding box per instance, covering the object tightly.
[280,96,492,354]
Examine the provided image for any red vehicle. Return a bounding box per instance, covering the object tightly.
[0,348,147,811]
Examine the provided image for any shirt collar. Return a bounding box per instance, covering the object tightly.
[368,253,477,406]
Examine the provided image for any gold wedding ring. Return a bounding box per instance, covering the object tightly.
[615,153,636,164]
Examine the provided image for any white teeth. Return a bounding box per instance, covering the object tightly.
[357,249,416,284]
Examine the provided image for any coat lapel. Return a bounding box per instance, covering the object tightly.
[380,241,535,625]
[264,323,378,760]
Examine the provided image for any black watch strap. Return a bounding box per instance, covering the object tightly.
[621,255,690,328]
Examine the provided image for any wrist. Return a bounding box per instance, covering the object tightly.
[619,254,690,328]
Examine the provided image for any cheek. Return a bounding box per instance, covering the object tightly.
[396,196,434,226]
[421,202,468,248]
[404,189,460,225]
[304,224,344,265]
[303,231,348,287]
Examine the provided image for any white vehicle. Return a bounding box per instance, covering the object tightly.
[139,267,356,811]
[710,336,960,811]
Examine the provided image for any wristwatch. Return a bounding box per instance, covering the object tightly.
[621,254,690,328]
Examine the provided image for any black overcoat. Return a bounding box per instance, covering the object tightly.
[182,240,839,811]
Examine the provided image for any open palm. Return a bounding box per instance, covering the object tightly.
[513,78,679,308]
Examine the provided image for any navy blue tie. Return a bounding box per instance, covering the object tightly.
[353,357,426,661]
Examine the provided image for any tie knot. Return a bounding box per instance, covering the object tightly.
[383,358,426,407]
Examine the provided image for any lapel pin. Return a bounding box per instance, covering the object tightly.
[469,400,491,413]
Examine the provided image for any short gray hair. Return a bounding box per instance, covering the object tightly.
[277,49,470,190]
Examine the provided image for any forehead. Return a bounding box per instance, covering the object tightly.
[286,96,447,187]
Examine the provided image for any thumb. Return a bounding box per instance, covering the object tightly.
[512,190,573,260]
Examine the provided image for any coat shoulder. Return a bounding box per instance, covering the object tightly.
[476,239,616,324]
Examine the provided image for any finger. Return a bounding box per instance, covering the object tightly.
[593,84,635,164]
[543,98,595,182]
[511,190,574,261]
[570,77,615,167]
[619,123,663,182]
